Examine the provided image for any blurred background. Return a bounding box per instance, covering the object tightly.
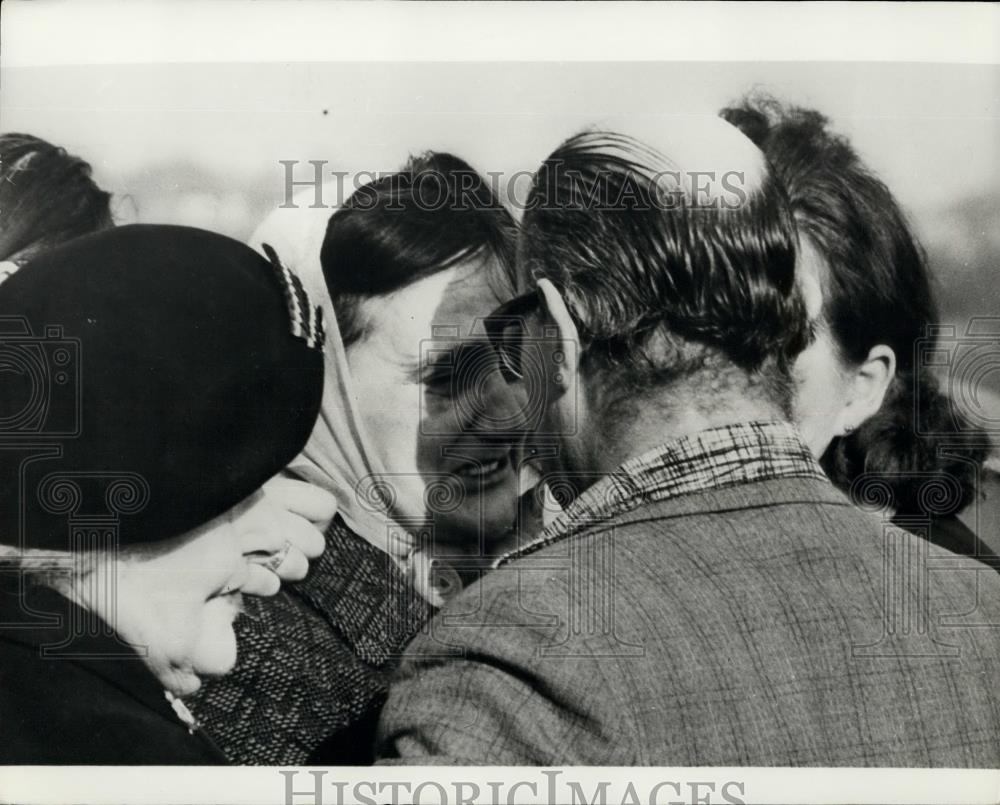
[2,60,998,401]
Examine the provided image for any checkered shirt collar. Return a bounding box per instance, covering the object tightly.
[496,420,826,567]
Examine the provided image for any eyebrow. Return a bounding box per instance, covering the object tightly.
[398,348,449,385]
[412,340,496,383]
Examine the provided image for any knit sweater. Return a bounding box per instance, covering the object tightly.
[192,516,431,764]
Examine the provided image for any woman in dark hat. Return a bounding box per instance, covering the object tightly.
[0,224,329,764]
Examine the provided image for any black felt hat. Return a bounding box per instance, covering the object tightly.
[0,224,325,551]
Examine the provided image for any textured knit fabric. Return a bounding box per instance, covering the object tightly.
[193,516,431,764]
[378,422,1000,766]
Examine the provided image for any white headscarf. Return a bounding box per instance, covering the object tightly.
[250,199,458,607]
[280,260,404,544]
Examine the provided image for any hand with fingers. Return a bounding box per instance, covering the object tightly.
[239,475,338,595]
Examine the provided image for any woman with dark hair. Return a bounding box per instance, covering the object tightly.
[721,98,998,564]
[0,133,113,276]
[193,151,530,764]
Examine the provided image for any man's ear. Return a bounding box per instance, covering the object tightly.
[837,344,897,435]
[537,278,580,394]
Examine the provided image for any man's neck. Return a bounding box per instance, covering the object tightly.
[587,394,788,478]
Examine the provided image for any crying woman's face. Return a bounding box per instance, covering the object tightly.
[344,255,528,558]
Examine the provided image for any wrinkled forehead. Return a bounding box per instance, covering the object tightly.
[429,255,509,332]
[357,254,508,361]
[591,114,768,197]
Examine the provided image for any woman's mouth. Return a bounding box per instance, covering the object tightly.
[454,453,512,487]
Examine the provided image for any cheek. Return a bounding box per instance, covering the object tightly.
[792,345,824,415]
[119,588,230,677]
[152,558,242,648]
[792,334,854,458]
[349,377,431,517]
[794,337,844,415]
[187,598,241,676]
[359,385,425,474]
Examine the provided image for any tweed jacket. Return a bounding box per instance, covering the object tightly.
[193,516,431,764]
[377,423,1000,766]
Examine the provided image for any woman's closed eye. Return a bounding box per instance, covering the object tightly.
[420,343,476,397]
[422,365,456,397]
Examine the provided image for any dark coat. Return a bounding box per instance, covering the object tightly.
[916,514,1000,571]
[954,466,1000,563]
[0,575,227,765]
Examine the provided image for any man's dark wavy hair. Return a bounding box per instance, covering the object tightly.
[721,97,990,517]
[320,151,517,347]
[518,129,809,414]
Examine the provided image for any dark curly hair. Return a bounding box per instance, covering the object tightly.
[721,97,989,517]
[0,133,113,265]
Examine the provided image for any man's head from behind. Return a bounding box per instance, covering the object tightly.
[516,118,809,479]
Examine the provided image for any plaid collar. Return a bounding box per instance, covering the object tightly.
[496,420,825,567]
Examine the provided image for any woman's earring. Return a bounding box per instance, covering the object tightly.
[842,423,855,436]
